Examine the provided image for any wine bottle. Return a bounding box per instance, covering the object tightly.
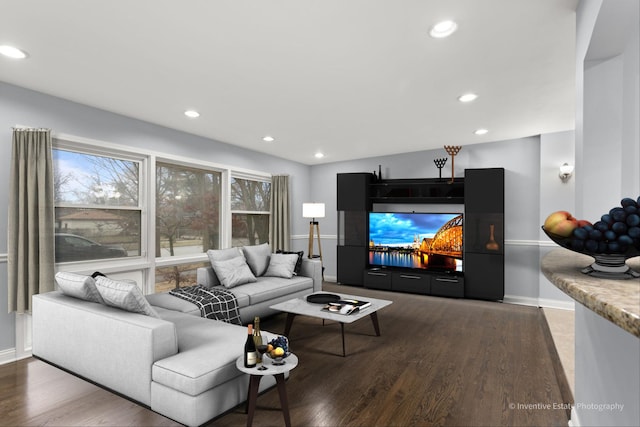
[253,316,262,363]
[244,324,257,368]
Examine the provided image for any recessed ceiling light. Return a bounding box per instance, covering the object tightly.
[262,136,275,143]
[184,110,200,118]
[314,152,324,159]
[458,93,478,103]
[0,45,28,59]
[474,128,489,135]
[429,20,458,38]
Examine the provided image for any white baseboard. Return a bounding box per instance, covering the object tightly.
[503,295,540,307]
[0,347,32,366]
[323,275,337,283]
[503,295,575,310]
[538,298,575,311]
[0,348,16,365]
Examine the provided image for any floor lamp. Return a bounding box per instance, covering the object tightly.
[302,203,325,264]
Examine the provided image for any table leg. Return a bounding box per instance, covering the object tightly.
[246,375,262,427]
[275,373,291,427]
[370,311,381,336]
[340,322,346,357]
[283,313,296,337]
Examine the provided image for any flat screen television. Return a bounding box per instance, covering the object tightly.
[368,212,463,272]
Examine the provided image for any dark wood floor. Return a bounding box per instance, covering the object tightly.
[0,283,570,426]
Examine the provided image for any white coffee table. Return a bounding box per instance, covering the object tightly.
[269,292,393,356]
[236,353,298,427]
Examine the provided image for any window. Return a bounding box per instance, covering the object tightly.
[156,162,222,257]
[53,148,142,263]
[53,137,273,295]
[155,261,210,293]
[231,177,271,246]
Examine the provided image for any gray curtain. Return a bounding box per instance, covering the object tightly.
[8,128,55,314]
[269,175,290,251]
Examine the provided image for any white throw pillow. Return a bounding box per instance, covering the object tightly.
[242,243,271,276]
[95,276,159,318]
[212,256,257,288]
[55,272,105,304]
[206,247,244,285]
[264,253,299,279]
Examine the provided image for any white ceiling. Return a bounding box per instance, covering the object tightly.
[0,0,578,165]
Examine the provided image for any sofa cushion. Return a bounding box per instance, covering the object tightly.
[146,292,201,316]
[230,276,312,305]
[54,272,104,304]
[205,248,244,287]
[152,308,265,396]
[276,250,304,275]
[241,243,271,276]
[211,256,257,288]
[95,276,159,318]
[264,253,299,279]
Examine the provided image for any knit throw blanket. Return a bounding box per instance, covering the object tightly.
[169,285,242,325]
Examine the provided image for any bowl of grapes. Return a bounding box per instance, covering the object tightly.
[542,197,640,279]
[263,336,290,365]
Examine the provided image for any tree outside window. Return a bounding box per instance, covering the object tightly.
[156,162,221,257]
[53,148,141,262]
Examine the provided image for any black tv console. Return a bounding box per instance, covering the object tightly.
[336,168,504,301]
[364,268,465,298]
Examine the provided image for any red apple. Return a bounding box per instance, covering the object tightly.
[544,211,579,237]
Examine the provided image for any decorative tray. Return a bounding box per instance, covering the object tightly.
[306,293,341,304]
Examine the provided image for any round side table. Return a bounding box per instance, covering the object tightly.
[235,353,298,427]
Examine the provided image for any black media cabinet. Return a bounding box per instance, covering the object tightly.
[336,168,504,301]
[364,268,465,298]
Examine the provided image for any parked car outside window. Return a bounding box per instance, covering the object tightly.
[55,233,128,263]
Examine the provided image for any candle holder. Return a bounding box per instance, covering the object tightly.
[433,158,447,180]
[444,145,462,184]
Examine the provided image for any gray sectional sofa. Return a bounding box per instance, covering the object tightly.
[32,246,322,427]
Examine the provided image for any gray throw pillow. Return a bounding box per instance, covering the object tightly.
[95,276,159,318]
[212,256,257,288]
[55,272,105,304]
[276,250,304,275]
[264,253,299,279]
[206,247,244,285]
[242,243,271,276]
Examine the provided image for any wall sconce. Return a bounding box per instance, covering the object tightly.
[559,163,574,182]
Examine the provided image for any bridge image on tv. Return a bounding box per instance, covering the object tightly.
[368,212,463,271]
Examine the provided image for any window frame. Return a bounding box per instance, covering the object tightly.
[229,172,272,247]
[53,138,149,266]
[52,133,273,295]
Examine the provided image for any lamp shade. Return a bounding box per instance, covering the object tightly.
[302,203,325,219]
[559,163,574,175]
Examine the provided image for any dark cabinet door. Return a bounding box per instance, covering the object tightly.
[464,253,504,300]
[337,246,367,285]
[337,173,372,211]
[337,173,372,286]
[464,168,504,214]
[464,168,504,300]
[391,271,430,294]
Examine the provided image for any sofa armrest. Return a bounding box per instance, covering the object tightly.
[32,291,178,406]
[300,258,323,292]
